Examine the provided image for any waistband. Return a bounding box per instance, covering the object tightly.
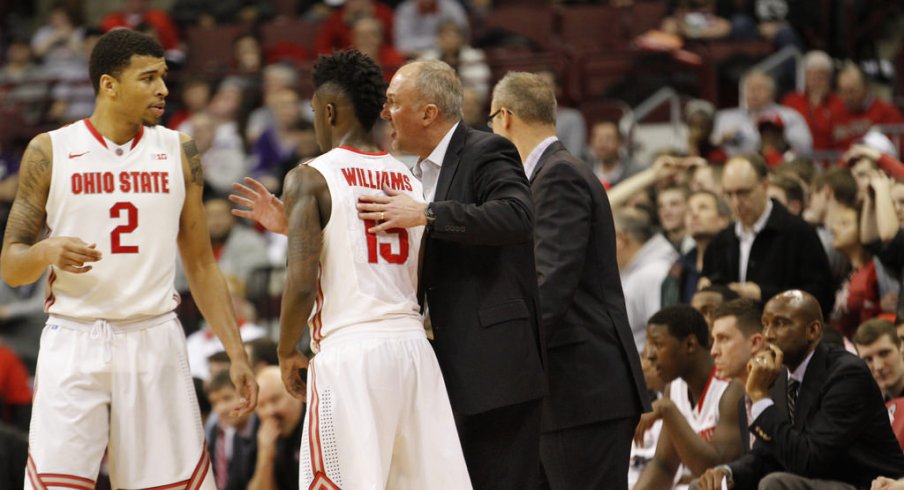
[317,319,427,350]
[47,311,178,333]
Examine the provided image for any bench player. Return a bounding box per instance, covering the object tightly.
[0,29,257,489]
[232,50,471,489]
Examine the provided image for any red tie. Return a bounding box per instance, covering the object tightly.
[215,427,228,489]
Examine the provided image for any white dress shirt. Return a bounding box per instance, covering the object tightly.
[523,136,558,180]
[735,199,773,283]
[412,122,459,202]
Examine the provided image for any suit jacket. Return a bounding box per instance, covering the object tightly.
[206,416,258,490]
[530,141,649,431]
[729,343,904,489]
[702,199,835,313]
[421,123,546,415]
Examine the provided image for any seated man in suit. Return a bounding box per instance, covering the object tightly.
[488,70,650,489]
[709,299,767,452]
[697,290,904,490]
[206,369,259,490]
[701,154,834,315]
[634,305,745,489]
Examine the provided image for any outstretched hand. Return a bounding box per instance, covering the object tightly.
[230,177,288,234]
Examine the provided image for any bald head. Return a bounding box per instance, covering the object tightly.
[256,366,304,437]
[838,64,868,111]
[763,290,824,369]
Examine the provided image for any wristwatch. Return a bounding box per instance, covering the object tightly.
[424,203,436,228]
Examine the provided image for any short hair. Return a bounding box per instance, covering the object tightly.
[803,50,833,73]
[697,285,741,302]
[613,207,654,244]
[712,298,763,337]
[778,158,817,186]
[89,29,165,93]
[436,18,463,36]
[313,49,387,131]
[854,318,900,348]
[262,62,298,87]
[658,184,691,201]
[729,153,769,180]
[821,167,858,208]
[491,71,557,125]
[743,69,776,96]
[409,60,463,121]
[207,350,230,364]
[246,338,278,367]
[206,369,236,393]
[769,172,805,205]
[689,190,731,219]
[648,304,711,348]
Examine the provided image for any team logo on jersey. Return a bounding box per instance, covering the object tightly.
[152,153,168,160]
[68,151,89,159]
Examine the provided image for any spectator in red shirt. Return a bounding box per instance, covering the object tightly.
[833,64,904,151]
[0,344,31,433]
[829,200,881,338]
[100,0,181,52]
[314,0,394,55]
[781,50,844,152]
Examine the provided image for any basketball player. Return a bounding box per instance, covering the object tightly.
[0,29,257,489]
[237,50,471,488]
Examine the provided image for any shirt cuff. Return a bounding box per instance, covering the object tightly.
[749,398,774,425]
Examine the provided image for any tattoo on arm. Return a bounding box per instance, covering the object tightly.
[4,138,51,246]
[182,140,203,186]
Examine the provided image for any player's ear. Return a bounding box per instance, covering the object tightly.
[326,103,337,126]
[99,74,117,98]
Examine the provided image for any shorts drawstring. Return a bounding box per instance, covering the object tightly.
[90,320,114,363]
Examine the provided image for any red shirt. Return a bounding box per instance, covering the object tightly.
[833,97,904,151]
[781,91,844,151]
[101,10,181,51]
[315,3,395,56]
[832,260,881,339]
[0,346,32,406]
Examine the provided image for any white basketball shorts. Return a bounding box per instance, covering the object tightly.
[300,327,472,490]
[25,312,214,490]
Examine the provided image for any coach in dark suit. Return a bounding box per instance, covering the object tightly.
[488,72,650,489]
[701,154,835,315]
[697,290,904,490]
[358,60,546,490]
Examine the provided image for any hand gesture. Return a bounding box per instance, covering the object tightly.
[843,144,881,166]
[279,350,309,400]
[634,397,671,445]
[696,467,732,490]
[356,184,427,233]
[652,155,682,181]
[257,415,281,453]
[746,344,783,402]
[872,476,904,490]
[42,237,102,273]
[230,177,288,234]
[228,360,259,416]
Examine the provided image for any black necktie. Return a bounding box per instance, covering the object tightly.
[787,378,800,422]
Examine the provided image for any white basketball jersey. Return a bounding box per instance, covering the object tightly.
[669,370,731,484]
[306,146,424,352]
[44,119,185,320]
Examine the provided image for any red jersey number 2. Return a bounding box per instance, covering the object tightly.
[110,202,139,254]
[363,220,408,264]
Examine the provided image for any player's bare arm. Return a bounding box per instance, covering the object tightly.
[635,417,683,490]
[278,165,329,399]
[176,133,258,415]
[1,133,102,285]
[665,381,744,475]
[230,176,288,235]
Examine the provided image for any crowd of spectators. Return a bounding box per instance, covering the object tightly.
[1,0,904,488]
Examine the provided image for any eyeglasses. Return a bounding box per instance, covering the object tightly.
[487,108,505,128]
[722,185,758,200]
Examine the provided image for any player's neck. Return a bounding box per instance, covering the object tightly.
[335,127,380,153]
[685,356,715,401]
[88,108,144,146]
